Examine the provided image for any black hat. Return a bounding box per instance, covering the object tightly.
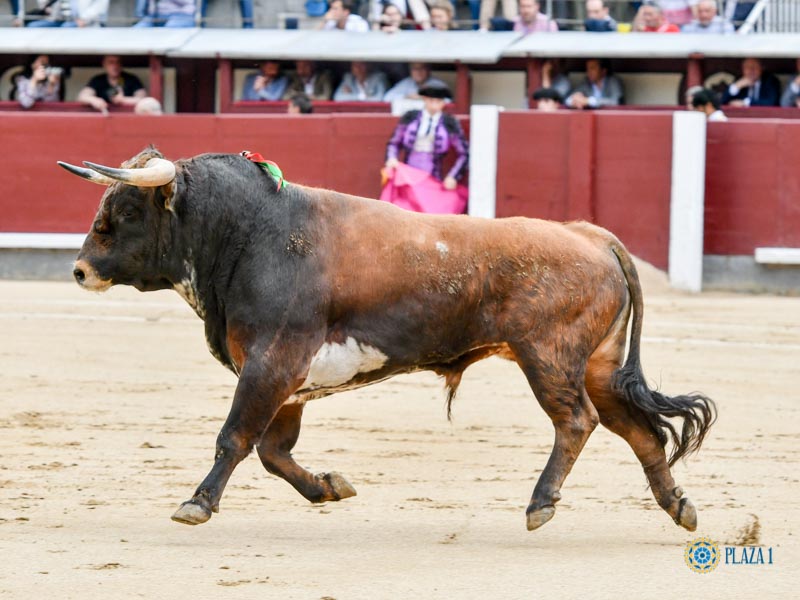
[418,84,451,100]
[532,87,563,103]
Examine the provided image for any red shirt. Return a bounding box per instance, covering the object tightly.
[643,23,680,32]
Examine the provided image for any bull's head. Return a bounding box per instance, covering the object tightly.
[59,149,179,293]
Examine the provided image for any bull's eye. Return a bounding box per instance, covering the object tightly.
[119,205,139,220]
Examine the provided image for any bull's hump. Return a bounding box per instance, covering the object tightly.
[300,337,388,391]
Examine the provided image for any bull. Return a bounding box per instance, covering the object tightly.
[59,148,716,531]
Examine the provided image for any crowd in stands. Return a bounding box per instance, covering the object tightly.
[529,56,800,116]
[8,53,162,113]
[5,1,758,31]
[9,51,800,116]
[4,0,797,117]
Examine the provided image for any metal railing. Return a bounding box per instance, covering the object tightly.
[739,0,800,34]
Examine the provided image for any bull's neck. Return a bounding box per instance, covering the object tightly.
[174,198,257,323]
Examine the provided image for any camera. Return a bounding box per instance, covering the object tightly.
[44,66,63,78]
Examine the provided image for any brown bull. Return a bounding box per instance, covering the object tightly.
[60,148,715,531]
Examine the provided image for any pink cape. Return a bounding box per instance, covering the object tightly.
[379,163,468,215]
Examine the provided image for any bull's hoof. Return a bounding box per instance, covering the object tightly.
[171,500,212,526]
[675,497,697,532]
[526,506,556,531]
[324,472,357,501]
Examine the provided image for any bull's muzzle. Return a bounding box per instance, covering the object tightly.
[73,259,112,292]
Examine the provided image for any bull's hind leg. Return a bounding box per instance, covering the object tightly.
[585,347,697,531]
[256,402,356,503]
[512,344,600,531]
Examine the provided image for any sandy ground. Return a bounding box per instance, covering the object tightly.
[0,275,798,598]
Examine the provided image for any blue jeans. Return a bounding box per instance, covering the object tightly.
[134,14,196,27]
[28,19,78,27]
[200,0,254,28]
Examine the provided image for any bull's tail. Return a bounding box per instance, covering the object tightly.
[610,244,716,467]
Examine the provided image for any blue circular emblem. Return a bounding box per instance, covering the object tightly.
[685,537,720,573]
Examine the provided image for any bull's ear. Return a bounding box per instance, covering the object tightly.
[160,179,177,212]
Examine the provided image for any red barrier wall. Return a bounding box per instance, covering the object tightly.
[0,113,397,234]
[496,111,673,269]
[2,112,797,273]
[705,120,800,254]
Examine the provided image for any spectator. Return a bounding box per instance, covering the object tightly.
[320,0,370,32]
[690,88,728,121]
[429,1,457,31]
[725,1,756,27]
[12,55,63,109]
[659,0,698,27]
[780,59,800,108]
[375,2,409,32]
[333,61,389,101]
[541,59,571,101]
[385,84,468,189]
[584,0,617,32]
[681,0,734,33]
[200,0,254,28]
[383,62,447,102]
[369,1,431,30]
[722,57,781,107]
[634,1,681,32]
[27,0,108,27]
[77,55,149,114]
[9,0,21,26]
[288,93,313,114]
[283,61,333,101]
[513,0,557,34]
[565,59,624,109]
[532,87,562,112]
[134,0,195,28]
[241,61,289,101]
[479,0,518,31]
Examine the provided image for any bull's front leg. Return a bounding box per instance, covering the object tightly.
[171,360,292,526]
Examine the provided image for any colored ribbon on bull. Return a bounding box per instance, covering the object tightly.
[240,150,287,191]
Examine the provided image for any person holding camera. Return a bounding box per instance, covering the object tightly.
[77,55,147,115]
[13,55,64,109]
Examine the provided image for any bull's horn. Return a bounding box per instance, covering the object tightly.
[82,157,176,187]
[57,161,116,186]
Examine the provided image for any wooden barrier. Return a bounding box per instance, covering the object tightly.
[1,111,798,274]
[496,111,673,269]
[0,113,396,234]
[705,119,800,254]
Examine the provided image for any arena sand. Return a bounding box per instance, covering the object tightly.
[0,267,797,598]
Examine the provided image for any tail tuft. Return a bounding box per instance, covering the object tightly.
[614,362,717,466]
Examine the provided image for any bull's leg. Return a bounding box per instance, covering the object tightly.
[256,402,356,503]
[512,345,599,531]
[171,361,291,526]
[585,348,697,531]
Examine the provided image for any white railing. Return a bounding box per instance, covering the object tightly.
[739,0,800,34]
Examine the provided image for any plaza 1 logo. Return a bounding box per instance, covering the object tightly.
[685,537,721,573]
[684,537,775,573]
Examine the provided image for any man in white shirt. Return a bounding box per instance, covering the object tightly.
[681,0,734,33]
[383,62,447,102]
[320,0,369,32]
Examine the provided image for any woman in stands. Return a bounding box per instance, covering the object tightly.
[13,55,64,109]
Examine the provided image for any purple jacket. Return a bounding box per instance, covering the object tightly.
[385,110,469,181]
